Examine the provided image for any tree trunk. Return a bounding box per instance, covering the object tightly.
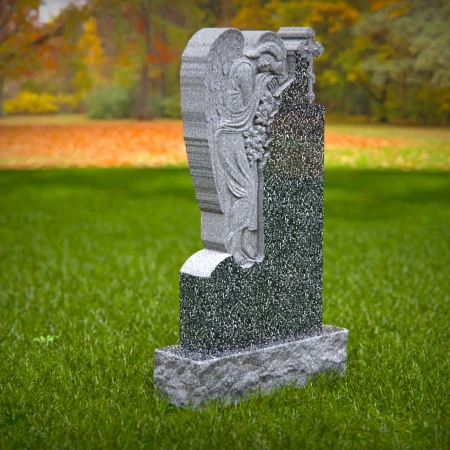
[137,6,152,120]
[358,76,389,123]
[401,79,408,118]
[0,74,4,117]
[218,0,232,26]
[138,61,150,120]
[377,86,388,123]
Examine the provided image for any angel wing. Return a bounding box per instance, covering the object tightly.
[205,29,244,137]
[180,29,245,253]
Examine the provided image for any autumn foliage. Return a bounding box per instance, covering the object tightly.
[1,0,449,123]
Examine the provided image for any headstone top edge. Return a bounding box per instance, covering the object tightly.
[278,27,315,39]
[181,28,243,58]
[277,27,324,58]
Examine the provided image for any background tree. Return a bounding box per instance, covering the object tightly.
[73,16,104,95]
[0,0,87,116]
[340,0,450,122]
[1,0,448,123]
[94,0,213,119]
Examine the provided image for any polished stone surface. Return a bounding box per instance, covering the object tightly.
[154,325,348,408]
[180,101,325,356]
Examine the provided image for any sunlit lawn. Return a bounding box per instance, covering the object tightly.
[0,114,449,448]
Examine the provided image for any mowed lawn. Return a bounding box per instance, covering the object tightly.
[0,166,449,448]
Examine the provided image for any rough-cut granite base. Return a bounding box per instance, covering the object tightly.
[154,325,348,408]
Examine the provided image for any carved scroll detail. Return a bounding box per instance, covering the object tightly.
[278,27,324,105]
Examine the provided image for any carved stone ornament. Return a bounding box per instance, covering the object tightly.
[181,29,293,268]
[278,27,324,105]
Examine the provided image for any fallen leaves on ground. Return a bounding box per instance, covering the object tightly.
[0,121,186,169]
[0,120,448,170]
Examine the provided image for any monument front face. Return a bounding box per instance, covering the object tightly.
[180,28,324,356]
[154,27,348,407]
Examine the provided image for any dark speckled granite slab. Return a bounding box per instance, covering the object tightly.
[180,102,325,356]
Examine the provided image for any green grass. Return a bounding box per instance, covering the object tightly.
[0,168,449,449]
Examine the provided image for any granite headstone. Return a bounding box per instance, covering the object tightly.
[153,26,348,408]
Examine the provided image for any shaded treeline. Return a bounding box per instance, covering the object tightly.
[0,0,449,123]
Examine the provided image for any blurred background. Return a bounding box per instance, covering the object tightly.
[1,0,450,123]
[0,0,449,169]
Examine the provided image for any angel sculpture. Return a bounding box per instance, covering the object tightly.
[181,29,291,269]
[206,31,290,268]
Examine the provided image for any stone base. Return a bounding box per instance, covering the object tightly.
[153,325,348,408]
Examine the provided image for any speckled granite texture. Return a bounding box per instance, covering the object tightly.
[179,71,325,356]
[154,325,348,408]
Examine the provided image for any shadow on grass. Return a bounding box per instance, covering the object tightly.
[1,167,448,222]
[0,167,194,199]
[324,169,450,223]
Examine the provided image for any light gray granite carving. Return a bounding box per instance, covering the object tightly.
[154,326,348,408]
[181,28,292,268]
[154,26,348,407]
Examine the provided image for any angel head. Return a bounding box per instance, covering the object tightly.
[246,42,285,76]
